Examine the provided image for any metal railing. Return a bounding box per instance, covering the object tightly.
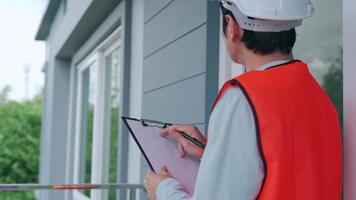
[0,183,145,200]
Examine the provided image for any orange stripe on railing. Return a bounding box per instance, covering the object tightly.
[53,185,96,190]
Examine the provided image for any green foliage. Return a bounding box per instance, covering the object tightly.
[0,191,36,200]
[0,88,42,199]
[83,107,119,199]
[0,85,11,105]
[109,107,118,200]
[322,49,343,127]
[83,106,93,197]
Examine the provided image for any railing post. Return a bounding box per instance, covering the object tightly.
[129,188,136,200]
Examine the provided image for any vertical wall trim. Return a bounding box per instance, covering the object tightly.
[64,63,78,200]
[117,0,132,199]
[343,0,356,198]
[38,58,52,200]
[204,0,220,131]
[128,0,144,188]
[39,58,71,200]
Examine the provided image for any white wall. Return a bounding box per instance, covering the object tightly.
[343,0,356,199]
[218,30,244,89]
[128,0,143,186]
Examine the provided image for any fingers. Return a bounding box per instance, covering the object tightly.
[160,165,171,176]
[145,170,154,181]
[160,125,185,144]
[160,166,168,173]
[144,170,165,200]
[160,124,205,158]
[160,127,170,137]
[143,171,150,189]
[160,125,184,137]
[161,127,189,158]
[178,143,186,158]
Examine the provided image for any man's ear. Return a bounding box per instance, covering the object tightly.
[225,15,243,43]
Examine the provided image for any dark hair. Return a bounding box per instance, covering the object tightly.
[220,5,296,55]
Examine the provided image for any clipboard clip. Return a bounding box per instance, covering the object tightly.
[138,118,206,149]
[140,119,172,129]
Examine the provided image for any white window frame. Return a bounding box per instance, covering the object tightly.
[73,52,98,200]
[72,27,122,200]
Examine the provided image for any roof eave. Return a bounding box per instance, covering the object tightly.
[35,0,62,41]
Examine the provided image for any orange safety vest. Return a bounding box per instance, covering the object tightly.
[213,60,342,200]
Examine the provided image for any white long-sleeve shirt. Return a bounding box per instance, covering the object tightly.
[156,60,289,200]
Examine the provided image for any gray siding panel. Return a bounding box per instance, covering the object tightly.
[143,0,207,57]
[143,25,207,93]
[39,58,71,200]
[140,1,219,199]
[142,74,206,124]
[144,0,173,22]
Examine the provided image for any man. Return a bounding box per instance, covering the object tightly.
[144,0,342,199]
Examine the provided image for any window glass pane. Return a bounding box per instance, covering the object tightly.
[105,48,120,200]
[294,0,342,123]
[79,62,97,198]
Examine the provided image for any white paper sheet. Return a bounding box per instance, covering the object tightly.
[123,118,200,195]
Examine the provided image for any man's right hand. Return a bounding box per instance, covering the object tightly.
[160,124,207,158]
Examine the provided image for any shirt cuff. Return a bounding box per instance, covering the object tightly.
[156,178,191,200]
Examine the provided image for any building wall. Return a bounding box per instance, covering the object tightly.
[39,0,123,199]
[141,0,219,132]
[140,0,220,198]
[343,0,356,198]
[39,58,71,200]
[39,0,220,200]
[39,0,77,198]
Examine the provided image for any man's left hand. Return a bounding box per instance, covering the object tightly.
[144,166,172,200]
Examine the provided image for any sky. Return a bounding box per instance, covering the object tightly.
[0,0,341,100]
[0,0,47,101]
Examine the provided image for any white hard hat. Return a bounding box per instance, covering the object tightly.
[219,0,315,32]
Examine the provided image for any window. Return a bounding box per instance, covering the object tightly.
[73,28,122,200]
[73,54,98,200]
[103,44,121,200]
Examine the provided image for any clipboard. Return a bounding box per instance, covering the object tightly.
[121,117,200,195]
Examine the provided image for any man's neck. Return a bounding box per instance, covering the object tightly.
[242,50,294,72]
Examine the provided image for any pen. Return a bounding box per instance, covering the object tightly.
[139,119,206,149]
[177,131,206,149]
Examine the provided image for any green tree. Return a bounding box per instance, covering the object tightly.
[0,85,11,105]
[0,88,42,199]
[322,48,343,127]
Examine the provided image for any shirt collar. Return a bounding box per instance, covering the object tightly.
[255,60,291,71]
